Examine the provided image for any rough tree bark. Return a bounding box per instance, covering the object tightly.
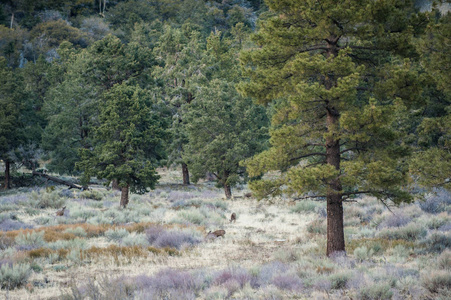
[4,160,10,189]
[326,111,345,256]
[182,162,190,185]
[325,35,345,256]
[224,184,232,199]
[120,184,129,208]
[112,179,120,191]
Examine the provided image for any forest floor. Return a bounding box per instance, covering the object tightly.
[0,168,450,299]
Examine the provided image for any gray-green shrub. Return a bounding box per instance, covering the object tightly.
[15,231,46,250]
[291,200,318,213]
[0,263,31,289]
[359,282,393,300]
[81,190,104,201]
[437,250,451,271]
[105,228,129,242]
[422,271,451,294]
[33,190,66,209]
[377,223,427,241]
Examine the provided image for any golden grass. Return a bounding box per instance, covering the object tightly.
[2,222,203,242]
[24,244,179,261]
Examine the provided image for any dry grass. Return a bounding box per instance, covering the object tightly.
[0,168,450,299]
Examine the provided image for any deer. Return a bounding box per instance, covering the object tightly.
[56,206,66,216]
[230,212,236,223]
[206,229,226,239]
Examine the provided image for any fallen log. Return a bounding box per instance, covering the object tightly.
[32,171,84,190]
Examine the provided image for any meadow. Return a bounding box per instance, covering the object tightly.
[0,169,450,299]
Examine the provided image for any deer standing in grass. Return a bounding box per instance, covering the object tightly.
[56,206,66,216]
[230,213,236,223]
[206,229,226,239]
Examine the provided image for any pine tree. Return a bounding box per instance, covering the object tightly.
[77,83,168,208]
[184,31,268,198]
[410,7,450,191]
[154,26,208,185]
[239,0,426,256]
[43,35,155,175]
[0,57,27,188]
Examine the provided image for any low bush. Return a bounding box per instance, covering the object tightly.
[105,228,129,242]
[329,272,351,290]
[307,219,326,235]
[420,233,451,253]
[177,208,206,225]
[353,246,374,262]
[0,234,14,250]
[0,263,31,289]
[47,238,87,250]
[33,189,66,209]
[377,223,427,241]
[0,219,33,232]
[425,215,450,230]
[290,200,319,213]
[214,267,251,288]
[418,189,451,214]
[171,199,202,210]
[271,273,303,291]
[422,271,451,294]
[27,248,54,259]
[80,190,104,201]
[438,223,451,232]
[359,282,393,300]
[379,213,412,228]
[15,231,46,250]
[152,230,201,250]
[347,238,415,255]
[63,227,87,237]
[437,250,451,271]
[120,233,149,247]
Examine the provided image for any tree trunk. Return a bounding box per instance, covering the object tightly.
[324,35,345,257]
[4,160,11,189]
[10,12,14,29]
[182,163,190,185]
[224,184,232,199]
[112,179,120,191]
[32,171,84,189]
[325,110,345,256]
[120,184,129,208]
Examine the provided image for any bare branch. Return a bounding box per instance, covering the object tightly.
[340,147,365,154]
[289,152,326,162]
[293,195,327,201]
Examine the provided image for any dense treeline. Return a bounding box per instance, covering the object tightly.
[0,0,449,255]
[0,0,269,203]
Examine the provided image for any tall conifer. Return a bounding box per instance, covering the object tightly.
[239,0,426,255]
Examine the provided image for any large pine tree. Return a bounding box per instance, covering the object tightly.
[77,83,167,208]
[239,0,426,256]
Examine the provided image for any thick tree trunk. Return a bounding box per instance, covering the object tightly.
[222,170,232,199]
[182,163,190,185]
[120,184,129,208]
[325,110,345,256]
[324,35,345,257]
[224,184,232,199]
[112,179,120,191]
[4,160,11,189]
